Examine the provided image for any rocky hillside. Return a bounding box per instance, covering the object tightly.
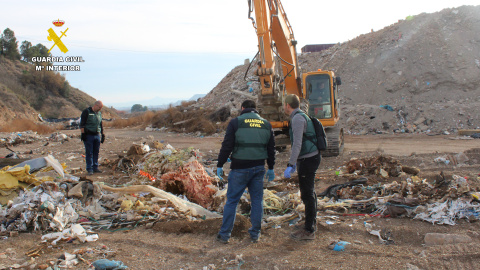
[0,57,118,125]
[199,5,480,135]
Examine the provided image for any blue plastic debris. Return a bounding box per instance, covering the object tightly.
[92,259,128,270]
[329,241,351,251]
[379,105,394,111]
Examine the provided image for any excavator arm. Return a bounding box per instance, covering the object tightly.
[248,0,302,123]
[247,0,345,156]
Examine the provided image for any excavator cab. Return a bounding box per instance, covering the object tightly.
[303,70,344,156]
[306,75,332,120]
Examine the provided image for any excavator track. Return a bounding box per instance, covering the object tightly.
[322,126,344,157]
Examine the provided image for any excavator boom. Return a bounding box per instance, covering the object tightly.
[248,0,302,123]
[247,0,344,156]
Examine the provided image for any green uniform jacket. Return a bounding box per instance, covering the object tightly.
[232,112,271,160]
[289,110,317,156]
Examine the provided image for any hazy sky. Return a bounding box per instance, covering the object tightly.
[2,0,479,107]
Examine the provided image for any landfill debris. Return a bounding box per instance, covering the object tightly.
[318,178,368,200]
[48,132,69,142]
[379,105,394,111]
[0,131,44,147]
[42,224,98,245]
[328,240,351,251]
[92,259,128,270]
[344,156,415,177]
[314,155,480,225]
[1,179,101,233]
[138,146,219,209]
[414,199,480,225]
[138,170,156,182]
[364,222,394,245]
[160,159,217,208]
[100,184,221,219]
[226,254,245,267]
[434,153,469,166]
[0,155,68,205]
[57,252,79,268]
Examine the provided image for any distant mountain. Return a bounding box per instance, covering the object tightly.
[110,94,207,112]
[188,94,206,101]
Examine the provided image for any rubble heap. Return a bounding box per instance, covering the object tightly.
[317,155,480,225]
[197,5,480,135]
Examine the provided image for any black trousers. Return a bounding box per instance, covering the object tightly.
[297,154,321,232]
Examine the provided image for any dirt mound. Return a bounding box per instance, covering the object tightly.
[0,57,118,125]
[153,214,250,237]
[198,5,480,135]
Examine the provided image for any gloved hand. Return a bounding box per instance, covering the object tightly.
[81,133,86,142]
[217,167,224,180]
[266,169,275,182]
[101,134,105,144]
[283,165,296,178]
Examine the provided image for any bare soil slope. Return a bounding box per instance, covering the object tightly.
[200,5,480,135]
[0,57,118,125]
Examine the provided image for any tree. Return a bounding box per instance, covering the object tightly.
[0,28,20,60]
[36,44,50,58]
[131,104,148,113]
[20,41,51,63]
[20,41,32,61]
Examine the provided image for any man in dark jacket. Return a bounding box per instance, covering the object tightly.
[283,94,320,240]
[216,100,275,243]
[80,100,105,175]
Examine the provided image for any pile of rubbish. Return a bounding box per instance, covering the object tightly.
[3,145,478,267]
[0,155,69,205]
[315,156,480,225]
[1,147,223,234]
[47,132,70,142]
[0,131,44,147]
[0,145,225,268]
[140,146,219,209]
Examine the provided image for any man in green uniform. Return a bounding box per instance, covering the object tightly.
[216,100,275,243]
[80,100,105,175]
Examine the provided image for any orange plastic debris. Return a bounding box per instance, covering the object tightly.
[139,169,156,182]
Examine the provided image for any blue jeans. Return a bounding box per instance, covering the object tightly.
[218,165,265,241]
[84,134,100,172]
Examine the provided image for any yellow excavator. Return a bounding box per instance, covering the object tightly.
[247,0,344,156]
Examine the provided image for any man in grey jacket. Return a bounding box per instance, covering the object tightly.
[283,94,321,240]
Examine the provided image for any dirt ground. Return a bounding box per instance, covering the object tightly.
[2,128,480,270]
